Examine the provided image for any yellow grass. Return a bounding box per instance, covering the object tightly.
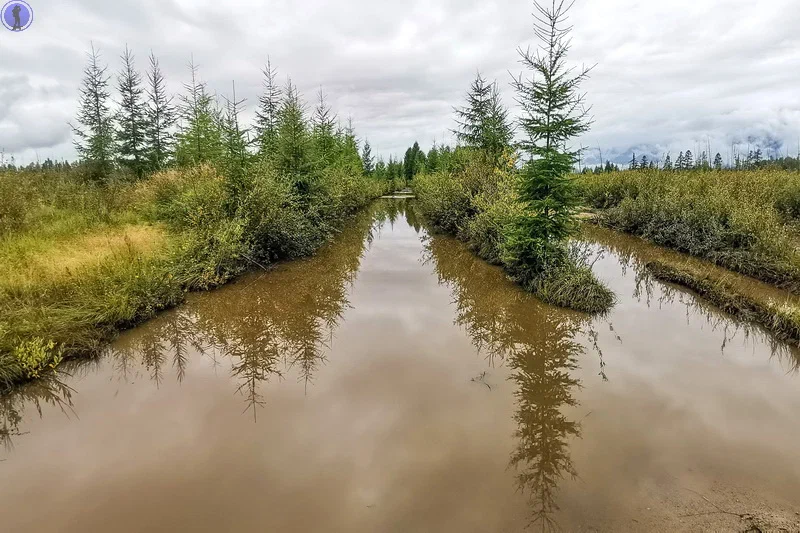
[0,223,168,291]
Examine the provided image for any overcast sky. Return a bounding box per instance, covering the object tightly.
[1,0,799,166]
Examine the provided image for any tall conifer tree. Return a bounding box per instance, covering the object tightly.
[144,51,176,171]
[403,142,422,180]
[684,149,694,169]
[506,0,592,283]
[175,57,224,166]
[71,43,116,182]
[453,72,513,163]
[311,87,337,168]
[254,58,281,157]
[426,143,440,172]
[336,117,363,173]
[221,81,250,178]
[361,139,374,175]
[275,79,311,185]
[115,45,147,179]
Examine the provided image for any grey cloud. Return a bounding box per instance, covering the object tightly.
[0,75,71,154]
[0,0,798,164]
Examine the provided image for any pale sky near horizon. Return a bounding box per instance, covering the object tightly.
[1,0,799,166]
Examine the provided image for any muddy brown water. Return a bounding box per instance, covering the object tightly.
[2,199,800,532]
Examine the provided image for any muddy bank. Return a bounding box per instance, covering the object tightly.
[583,223,800,351]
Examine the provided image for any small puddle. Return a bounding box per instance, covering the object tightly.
[1,199,799,532]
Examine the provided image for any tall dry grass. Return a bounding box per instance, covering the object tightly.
[577,169,800,291]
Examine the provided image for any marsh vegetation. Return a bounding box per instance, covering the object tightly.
[0,52,400,389]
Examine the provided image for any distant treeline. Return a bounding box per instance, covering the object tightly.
[582,148,800,174]
[390,142,800,179]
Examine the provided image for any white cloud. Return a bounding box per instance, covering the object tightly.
[0,0,798,165]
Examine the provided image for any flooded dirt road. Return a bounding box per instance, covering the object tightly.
[2,200,800,532]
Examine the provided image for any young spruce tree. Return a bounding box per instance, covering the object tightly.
[254,58,281,158]
[684,149,694,169]
[275,79,312,186]
[336,117,364,174]
[453,72,513,164]
[426,143,440,172]
[506,0,592,282]
[144,51,176,171]
[71,43,116,182]
[115,45,147,179]
[175,57,223,166]
[220,81,250,194]
[362,139,374,175]
[403,142,422,180]
[713,152,723,170]
[310,87,338,168]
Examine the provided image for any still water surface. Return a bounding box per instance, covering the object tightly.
[2,200,800,532]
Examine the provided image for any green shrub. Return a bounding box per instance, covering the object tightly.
[414,171,473,234]
[13,338,62,380]
[242,164,321,262]
[170,218,249,290]
[465,170,524,264]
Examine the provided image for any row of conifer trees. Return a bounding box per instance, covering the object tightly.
[68,44,400,185]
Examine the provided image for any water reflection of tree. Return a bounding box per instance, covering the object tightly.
[423,235,590,530]
[583,225,800,372]
[0,201,415,449]
[115,206,384,417]
[1,374,74,453]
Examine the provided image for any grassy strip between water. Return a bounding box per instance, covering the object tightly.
[413,151,615,314]
[577,169,800,292]
[646,260,800,345]
[0,165,398,390]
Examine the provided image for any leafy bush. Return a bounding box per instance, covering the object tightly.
[464,169,524,264]
[414,171,472,234]
[241,164,322,262]
[171,218,249,290]
[13,338,62,380]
